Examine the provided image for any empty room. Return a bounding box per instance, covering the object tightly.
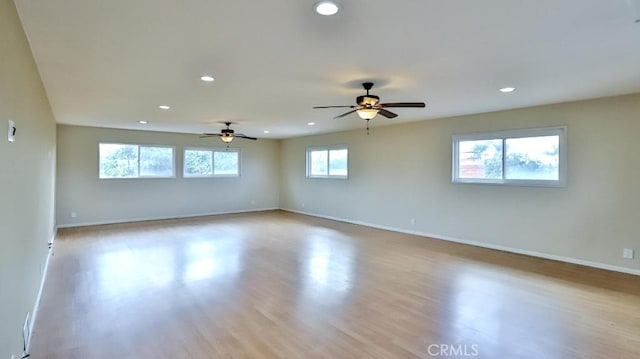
[2,0,640,358]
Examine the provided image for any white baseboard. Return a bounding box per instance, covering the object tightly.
[56,207,280,229]
[26,231,56,353]
[281,208,640,277]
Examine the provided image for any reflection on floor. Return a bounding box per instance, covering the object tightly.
[31,210,640,358]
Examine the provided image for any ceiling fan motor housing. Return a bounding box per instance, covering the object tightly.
[357,95,380,107]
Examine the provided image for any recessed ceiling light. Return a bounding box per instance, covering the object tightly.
[307,122,316,126]
[263,130,270,134]
[139,120,148,124]
[200,75,215,82]
[159,105,171,110]
[499,87,516,93]
[314,1,340,16]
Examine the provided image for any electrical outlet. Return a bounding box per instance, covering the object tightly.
[410,218,416,225]
[250,199,255,205]
[301,202,305,208]
[623,248,634,259]
[71,212,77,218]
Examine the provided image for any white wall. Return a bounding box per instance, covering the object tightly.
[0,0,57,357]
[56,125,280,226]
[280,94,640,273]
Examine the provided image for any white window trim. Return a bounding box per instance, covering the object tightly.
[452,126,567,187]
[306,144,349,179]
[98,142,176,179]
[183,147,241,178]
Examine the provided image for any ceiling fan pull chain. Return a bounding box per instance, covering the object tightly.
[366,119,370,135]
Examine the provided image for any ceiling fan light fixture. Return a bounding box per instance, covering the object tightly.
[220,134,234,143]
[314,1,340,16]
[499,87,516,93]
[356,109,378,120]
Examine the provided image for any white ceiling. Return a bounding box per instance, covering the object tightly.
[15,0,640,139]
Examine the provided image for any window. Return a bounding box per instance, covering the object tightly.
[306,145,348,179]
[184,147,240,177]
[99,143,175,179]
[452,126,566,187]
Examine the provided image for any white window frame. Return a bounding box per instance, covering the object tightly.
[183,147,241,178]
[452,126,567,187]
[98,142,176,179]
[306,145,349,179]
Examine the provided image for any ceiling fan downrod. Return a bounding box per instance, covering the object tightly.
[362,82,374,95]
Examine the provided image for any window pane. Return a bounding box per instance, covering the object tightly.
[458,139,503,179]
[213,151,239,175]
[310,150,328,176]
[139,146,174,177]
[99,144,138,178]
[184,150,213,176]
[328,149,348,176]
[505,136,559,180]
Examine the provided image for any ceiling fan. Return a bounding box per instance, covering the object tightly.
[201,122,257,145]
[313,82,426,123]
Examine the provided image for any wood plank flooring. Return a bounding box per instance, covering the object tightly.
[31,210,640,358]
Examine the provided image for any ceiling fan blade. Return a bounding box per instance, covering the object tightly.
[380,102,426,108]
[313,105,356,109]
[378,109,398,119]
[236,134,258,140]
[334,109,357,119]
[200,133,222,138]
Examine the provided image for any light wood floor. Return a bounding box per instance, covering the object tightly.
[31,211,640,358]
